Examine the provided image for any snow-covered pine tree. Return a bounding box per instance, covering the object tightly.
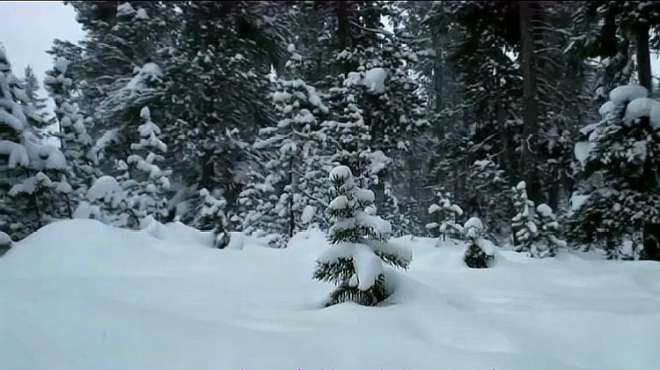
[155,1,291,217]
[22,65,48,124]
[298,2,428,235]
[322,76,372,181]
[123,106,172,226]
[238,47,329,245]
[0,44,68,239]
[464,159,510,234]
[237,170,286,247]
[313,166,411,306]
[426,191,463,241]
[194,188,230,249]
[569,84,660,260]
[462,217,495,268]
[44,55,96,209]
[337,52,428,235]
[511,181,537,253]
[533,203,566,258]
[78,175,129,227]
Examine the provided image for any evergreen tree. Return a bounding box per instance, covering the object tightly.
[22,65,48,123]
[124,106,172,226]
[571,1,660,99]
[79,175,130,227]
[1,44,68,239]
[463,159,509,234]
[195,188,231,249]
[569,85,660,260]
[313,166,411,306]
[533,203,566,258]
[44,54,96,210]
[157,1,291,216]
[511,181,537,253]
[426,191,463,241]
[463,217,495,268]
[239,48,330,244]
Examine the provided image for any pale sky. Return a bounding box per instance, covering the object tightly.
[0,1,84,106]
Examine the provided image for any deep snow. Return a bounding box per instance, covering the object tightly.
[1,219,660,370]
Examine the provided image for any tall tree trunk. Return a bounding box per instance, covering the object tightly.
[635,23,652,93]
[518,1,541,202]
[335,2,352,75]
[200,149,215,190]
[431,18,446,114]
[288,158,295,238]
[496,99,515,179]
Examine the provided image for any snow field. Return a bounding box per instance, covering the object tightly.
[1,220,659,370]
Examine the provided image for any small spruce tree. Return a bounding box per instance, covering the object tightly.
[313,166,411,306]
[426,191,464,242]
[511,181,537,253]
[462,217,495,268]
[532,203,566,258]
[195,188,231,249]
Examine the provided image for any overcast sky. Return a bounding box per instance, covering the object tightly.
[0,1,84,98]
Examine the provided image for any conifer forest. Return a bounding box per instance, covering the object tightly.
[1,2,660,369]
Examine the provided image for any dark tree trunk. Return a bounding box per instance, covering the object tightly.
[518,1,542,202]
[496,100,515,178]
[635,23,652,94]
[200,149,215,190]
[430,15,446,115]
[288,158,295,238]
[642,223,660,261]
[334,2,353,75]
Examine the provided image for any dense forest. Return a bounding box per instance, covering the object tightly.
[1,0,660,261]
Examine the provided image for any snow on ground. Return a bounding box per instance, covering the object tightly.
[1,220,660,370]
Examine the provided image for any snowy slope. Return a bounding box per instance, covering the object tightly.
[1,220,660,370]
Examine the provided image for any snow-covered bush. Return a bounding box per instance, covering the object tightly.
[511,181,537,253]
[462,217,495,268]
[313,166,411,306]
[532,203,566,258]
[426,192,463,242]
